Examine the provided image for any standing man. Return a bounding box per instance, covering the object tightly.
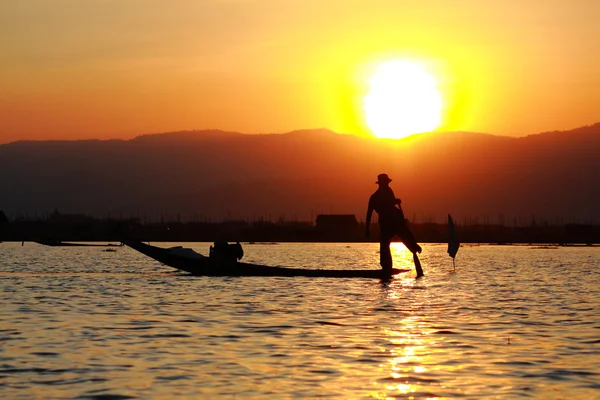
[366,173,424,277]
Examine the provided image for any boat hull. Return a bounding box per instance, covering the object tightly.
[34,240,123,247]
[123,240,408,278]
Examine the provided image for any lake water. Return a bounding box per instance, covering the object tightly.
[0,242,599,399]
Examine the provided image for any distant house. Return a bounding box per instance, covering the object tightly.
[315,214,358,233]
[0,210,8,225]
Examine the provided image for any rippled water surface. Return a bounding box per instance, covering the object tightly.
[1,242,599,399]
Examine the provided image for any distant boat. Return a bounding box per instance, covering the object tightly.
[447,214,460,270]
[123,239,409,279]
[33,240,123,247]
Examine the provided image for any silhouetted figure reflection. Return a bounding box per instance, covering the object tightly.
[366,173,424,277]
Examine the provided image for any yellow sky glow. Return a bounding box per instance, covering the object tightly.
[1,0,599,143]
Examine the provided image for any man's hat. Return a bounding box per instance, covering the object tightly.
[376,173,392,184]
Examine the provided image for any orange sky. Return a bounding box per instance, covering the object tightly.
[1,0,599,143]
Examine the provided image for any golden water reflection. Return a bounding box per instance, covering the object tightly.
[369,278,453,400]
[385,326,433,397]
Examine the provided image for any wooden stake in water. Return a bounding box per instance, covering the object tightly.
[447,214,460,272]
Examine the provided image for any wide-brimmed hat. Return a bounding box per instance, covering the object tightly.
[376,173,392,184]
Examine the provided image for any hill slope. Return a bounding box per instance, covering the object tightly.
[1,124,599,223]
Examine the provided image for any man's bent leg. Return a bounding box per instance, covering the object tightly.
[397,225,422,254]
[395,225,424,277]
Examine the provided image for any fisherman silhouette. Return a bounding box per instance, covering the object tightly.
[366,173,424,277]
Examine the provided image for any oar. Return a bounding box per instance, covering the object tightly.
[447,214,459,271]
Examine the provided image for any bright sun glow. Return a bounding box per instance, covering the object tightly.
[364,60,442,139]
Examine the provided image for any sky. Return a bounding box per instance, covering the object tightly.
[1,0,599,143]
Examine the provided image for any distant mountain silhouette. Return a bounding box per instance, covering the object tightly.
[1,124,599,224]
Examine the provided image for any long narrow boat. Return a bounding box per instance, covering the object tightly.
[123,240,408,278]
[34,240,123,247]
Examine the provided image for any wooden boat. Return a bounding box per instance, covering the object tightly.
[34,240,123,247]
[123,240,409,278]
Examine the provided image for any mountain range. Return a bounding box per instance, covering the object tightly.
[1,124,599,224]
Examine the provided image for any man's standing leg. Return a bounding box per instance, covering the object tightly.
[379,232,393,272]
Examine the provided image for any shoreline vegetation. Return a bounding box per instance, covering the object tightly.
[1,212,598,245]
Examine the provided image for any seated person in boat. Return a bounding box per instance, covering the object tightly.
[209,241,244,263]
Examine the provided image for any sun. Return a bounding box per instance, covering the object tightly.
[363,60,442,139]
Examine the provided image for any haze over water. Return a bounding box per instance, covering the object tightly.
[1,243,599,399]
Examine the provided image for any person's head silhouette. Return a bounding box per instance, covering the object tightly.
[376,173,392,187]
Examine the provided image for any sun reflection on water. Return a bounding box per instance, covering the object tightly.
[372,290,447,399]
